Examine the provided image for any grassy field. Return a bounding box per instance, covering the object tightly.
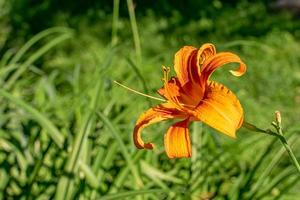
[0,1,300,199]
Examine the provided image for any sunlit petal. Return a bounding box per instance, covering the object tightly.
[200,52,246,85]
[194,81,243,138]
[172,44,217,103]
[197,43,216,66]
[174,46,199,86]
[164,119,191,158]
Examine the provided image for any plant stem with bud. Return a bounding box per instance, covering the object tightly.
[243,111,300,175]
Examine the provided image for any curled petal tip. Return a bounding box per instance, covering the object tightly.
[134,136,154,149]
[197,43,216,65]
[200,52,247,84]
[144,143,154,149]
[134,126,155,150]
[230,70,244,77]
[133,103,187,152]
[229,62,246,77]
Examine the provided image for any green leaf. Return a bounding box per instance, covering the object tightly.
[0,89,64,148]
[97,111,143,188]
[78,160,99,189]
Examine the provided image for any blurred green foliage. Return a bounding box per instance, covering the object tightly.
[0,0,300,199]
[2,0,300,46]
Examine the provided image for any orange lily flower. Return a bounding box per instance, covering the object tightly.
[133,43,246,158]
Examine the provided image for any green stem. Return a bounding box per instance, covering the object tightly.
[127,0,142,63]
[242,121,300,175]
[111,0,119,45]
[277,135,300,174]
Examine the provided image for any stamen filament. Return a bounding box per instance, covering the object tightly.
[114,81,166,102]
[114,80,195,108]
[162,66,185,110]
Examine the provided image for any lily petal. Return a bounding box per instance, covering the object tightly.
[173,47,201,104]
[194,81,243,138]
[200,52,246,85]
[164,119,191,158]
[174,44,217,86]
[134,103,187,149]
[197,43,216,66]
[174,46,198,86]
[172,44,217,104]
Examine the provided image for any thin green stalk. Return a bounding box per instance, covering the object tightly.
[126,57,151,106]
[126,0,142,63]
[242,121,300,175]
[111,0,120,45]
[277,136,300,174]
[272,112,300,173]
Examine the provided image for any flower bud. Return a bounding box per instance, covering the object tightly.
[275,111,282,124]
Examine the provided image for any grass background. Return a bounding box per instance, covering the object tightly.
[0,0,300,199]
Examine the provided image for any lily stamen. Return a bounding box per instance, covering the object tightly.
[113,81,166,102]
[162,66,185,110]
[114,80,195,108]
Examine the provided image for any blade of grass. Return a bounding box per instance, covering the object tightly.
[139,161,179,198]
[78,160,99,189]
[1,137,28,171]
[8,27,72,65]
[111,0,120,45]
[273,176,299,200]
[90,141,120,199]
[5,33,73,89]
[237,137,278,199]
[227,164,247,200]
[55,48,115,199]
[66,79,102,172]
[141,161,183,184]
[99,189,165,200]
[246,134,297,199]
[0,64,18,81]
[126,0,142,63]
[0,168,9,200]
[108,151,144,194]
[0,89,64,147]
[221,40,274,53]
[24,141,53,198]
[0,49,14,68]
[55,79,102,200]
[91,133,111,173]
[97,111,143,187]
[255,167,295,199]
